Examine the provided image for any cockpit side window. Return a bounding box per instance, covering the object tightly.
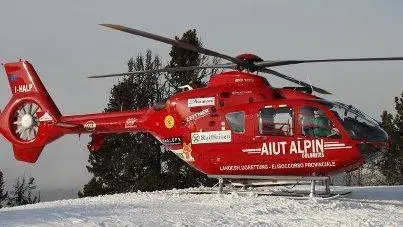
[259,107,293,136]
[328,102,388,141]
[299,106,340,138]
[225,111,245,133]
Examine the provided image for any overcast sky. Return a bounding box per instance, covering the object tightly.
[1,0,403,192]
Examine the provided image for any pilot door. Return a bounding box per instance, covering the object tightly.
[294,103,353,173]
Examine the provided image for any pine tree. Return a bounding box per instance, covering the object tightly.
[166,29,219,92]
[0,171,8,208]
[163,29,217,188]
[80,50,167,197]
[7,176,40,207]
[80,30,219,197]
[77,178,103,198]
[380,91,403,185]
[166,29,203,90]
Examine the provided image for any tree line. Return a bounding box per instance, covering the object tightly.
[380,92,402,185]
[0,172,40,208]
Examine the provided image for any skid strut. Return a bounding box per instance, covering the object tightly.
[324,178,331,195]
[218,178,224,194]
[309,180,316,197]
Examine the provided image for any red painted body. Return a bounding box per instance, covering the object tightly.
[0,60,387,179]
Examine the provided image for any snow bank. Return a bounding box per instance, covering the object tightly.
[0,186,402,227]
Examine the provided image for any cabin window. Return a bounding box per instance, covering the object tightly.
[299,106,340,138]
[225,111,245,133]
[259,107,293,136]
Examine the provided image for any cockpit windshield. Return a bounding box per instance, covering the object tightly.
[317,100,388,142]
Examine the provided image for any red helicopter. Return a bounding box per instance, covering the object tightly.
[1,24,402,196]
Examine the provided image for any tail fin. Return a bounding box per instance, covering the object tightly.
[0,60,63,163]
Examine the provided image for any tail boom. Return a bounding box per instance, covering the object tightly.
[1,60,152,162]
[59,110,149,134]
[59,110,150,152]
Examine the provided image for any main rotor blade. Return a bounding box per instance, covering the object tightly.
[256,57,403,68]
[88,64,236,79]
[257,68,332,94]
[100,24,249,67]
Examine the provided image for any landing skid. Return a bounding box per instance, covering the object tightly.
[186,188,352,199]
[186,178,352,200]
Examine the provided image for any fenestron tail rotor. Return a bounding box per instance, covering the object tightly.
[12,102,41,141]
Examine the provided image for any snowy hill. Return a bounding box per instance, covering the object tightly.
[39,188,79,202]
[0,186,402,227]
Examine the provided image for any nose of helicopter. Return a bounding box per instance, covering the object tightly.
[357,140,389,165]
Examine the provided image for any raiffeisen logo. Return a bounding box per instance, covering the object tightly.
[191,130,231,144]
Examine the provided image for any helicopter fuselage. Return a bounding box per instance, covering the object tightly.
[1,62,387,180]
[63,71,373,178]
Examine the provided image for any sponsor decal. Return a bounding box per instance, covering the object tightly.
[191,130,231,144]
[182,143,194,161]
[186,108,210,123]
[39,112,53,122]
[171,142,194,162]
[161,137,182,145]
[14,84,33,93]
[241,139,352,159]
[231,90,252,95]
[234,78,254,83]
[164,115,175,129]
[187,97,215,107]
[8,74,18,82]
[84,121,96,132]
[125,118,138,128]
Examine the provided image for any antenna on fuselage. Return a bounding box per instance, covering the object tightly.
[306,75,314,94]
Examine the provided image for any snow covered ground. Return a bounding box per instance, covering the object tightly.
[0,186,402,227]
